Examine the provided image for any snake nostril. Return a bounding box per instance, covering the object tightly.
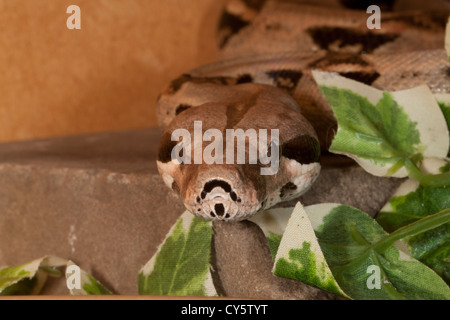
[214,203,225,217]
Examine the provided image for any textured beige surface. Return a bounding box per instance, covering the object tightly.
[1,0,449,144]
[0,0,222,143]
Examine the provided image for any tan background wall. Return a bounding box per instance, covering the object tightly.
[0,0,222,143]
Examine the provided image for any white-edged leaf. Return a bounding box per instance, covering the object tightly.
[0,255,66,295]
[312,71,449,178]
[138,211,217,296]
[272,203,349,298]
[272,202,450,299]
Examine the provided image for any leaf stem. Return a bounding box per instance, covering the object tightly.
[404,158,450,188]
[373,209,450,253]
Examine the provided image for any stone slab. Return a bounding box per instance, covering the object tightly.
[0,128,403,298]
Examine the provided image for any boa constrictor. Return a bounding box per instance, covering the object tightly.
[156,0,450,221]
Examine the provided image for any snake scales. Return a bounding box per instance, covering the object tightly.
[155,0,450,221]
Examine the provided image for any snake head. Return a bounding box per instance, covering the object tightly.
[156,83,321,221]
[156,123,321,221]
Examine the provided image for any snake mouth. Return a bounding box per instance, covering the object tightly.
[195,179,241,220]
[206,196,236,220]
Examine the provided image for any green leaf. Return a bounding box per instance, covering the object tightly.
[83,275,112,295]
[267,232,283,260]
[438,102,450,133]
[436,94,450,157]
[0,256,66,295]
[378,180,450,231]
[274,202,450,300]
[440,162,450,174]
[377,178,450,285]
[138,211,217,296]
[312,71,449,186]
[326,88,420,162]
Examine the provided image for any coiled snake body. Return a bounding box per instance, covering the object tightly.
[156,0,450,221]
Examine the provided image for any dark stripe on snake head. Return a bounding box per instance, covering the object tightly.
[203,179,232,193]
[158,132,179,163]
[282,135,320,164]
